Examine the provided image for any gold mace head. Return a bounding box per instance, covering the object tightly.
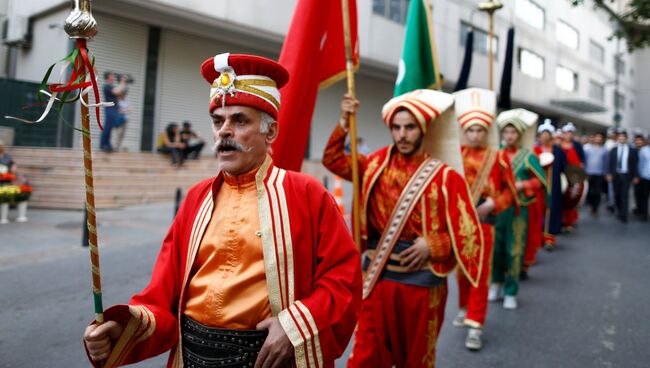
[478,1,504,13]
[64,0,98,40]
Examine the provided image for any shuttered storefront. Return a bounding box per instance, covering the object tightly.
[74,14,148,152]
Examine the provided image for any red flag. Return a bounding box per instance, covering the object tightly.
[271,0,359,171]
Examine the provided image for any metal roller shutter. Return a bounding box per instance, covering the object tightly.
[74,14,148,152]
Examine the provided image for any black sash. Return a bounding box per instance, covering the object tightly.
[182,316,268,368]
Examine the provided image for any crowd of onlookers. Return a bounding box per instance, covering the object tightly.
[581,128,649,223]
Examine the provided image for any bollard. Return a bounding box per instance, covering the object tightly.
[82,205,89,247]
[323,176,329,191]
[174,188,182,218]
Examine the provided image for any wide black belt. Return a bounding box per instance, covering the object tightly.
[476,197,497,225]
[363,238,444,288]
[181,315,268,368]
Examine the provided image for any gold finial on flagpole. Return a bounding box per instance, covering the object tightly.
[478,1,503,91]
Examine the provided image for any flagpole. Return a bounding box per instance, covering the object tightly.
[64,0,104,325]
[341,0,361,247]
[478,1,503,91]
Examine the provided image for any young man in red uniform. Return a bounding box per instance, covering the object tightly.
[83,53,362,368]
[452,88,516,351]
[323,89,485,367]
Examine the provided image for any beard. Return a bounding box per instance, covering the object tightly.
[395,134,424,156]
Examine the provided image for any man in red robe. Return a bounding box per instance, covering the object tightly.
[452,88,516,351]
[560,122,586,232]
[83,53,362,368]
[323,89,485,367]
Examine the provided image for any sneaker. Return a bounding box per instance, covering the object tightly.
[465,328,483,351]
[503,295,518,310]
[488,284,503,302]
[452,309,467,328]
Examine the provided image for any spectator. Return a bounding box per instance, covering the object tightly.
[157,123,186,167]
[112,90,131,152]
[604,127,617,151]
[637,135,650,222]
[0,140,15,173]
[179,121,205,160]
[607,129,639,223]
[633,133,647,218]
[101,72,127,152]
[584,132,608,217]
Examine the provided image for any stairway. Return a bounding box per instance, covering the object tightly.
[10,147,334,210]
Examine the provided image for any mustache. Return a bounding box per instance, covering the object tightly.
[213,138,252,153]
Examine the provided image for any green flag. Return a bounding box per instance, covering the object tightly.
[394,0,441,96]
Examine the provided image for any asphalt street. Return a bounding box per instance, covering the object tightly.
[0,202,648,367]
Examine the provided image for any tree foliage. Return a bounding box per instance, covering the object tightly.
[572,0,650,51]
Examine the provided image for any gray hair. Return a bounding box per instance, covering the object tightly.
[260,111,275,134]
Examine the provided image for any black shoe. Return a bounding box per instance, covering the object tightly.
[520,271,529,281]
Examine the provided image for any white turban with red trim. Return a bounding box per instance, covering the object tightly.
[200,53,289,119]
[381,89,455,133]
[454,88,496,131]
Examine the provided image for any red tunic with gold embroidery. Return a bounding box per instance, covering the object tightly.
[323,125,485,284]
[461,146,517,214]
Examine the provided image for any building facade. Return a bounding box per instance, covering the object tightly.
[1,0,648,157]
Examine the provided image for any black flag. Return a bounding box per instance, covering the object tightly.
[454,29,474,92]
[498,27,515,109]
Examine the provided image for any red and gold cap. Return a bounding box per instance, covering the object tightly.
[200,53,289,119]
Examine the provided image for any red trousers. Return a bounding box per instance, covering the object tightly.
[456,223,494,328]
[562,207,579,227]
[348,279,448,368]
[524,198,544,269]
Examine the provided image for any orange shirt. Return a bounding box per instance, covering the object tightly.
[183,168,271,329]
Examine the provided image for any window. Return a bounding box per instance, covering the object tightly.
[518,48,545,79]
[556,20,579,50]
[614,54,625,76]
[515,0,545,30]
[556,66,578,92]
[373,0,410,24]
[589,40,605,64]
[460,22,499,59]
[589,80,604,102]
[614,91,625,111]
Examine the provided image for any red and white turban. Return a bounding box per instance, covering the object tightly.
[454,88,496,131]
[381,89,454,133]
[200,53,289,119]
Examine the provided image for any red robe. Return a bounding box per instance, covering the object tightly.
[457,145,516,327]
[89,156,362,368]
[323,125,484,367]
[560,142,584,227]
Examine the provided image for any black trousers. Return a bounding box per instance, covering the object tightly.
[613,173,633,221]
[638,179,650,221]
[587,175,604,212]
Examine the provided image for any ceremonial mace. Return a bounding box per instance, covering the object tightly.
[64,0,105,325]
[341,0,361,246]
[478,0,503,91]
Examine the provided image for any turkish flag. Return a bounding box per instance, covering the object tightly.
[272,0,359,171]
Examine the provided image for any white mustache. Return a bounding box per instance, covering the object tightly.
[213,139,253,153]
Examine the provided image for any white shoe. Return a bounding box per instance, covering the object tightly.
[452,309,467,328]
[465,328,483,351]
[503,295,518,310]
[487,284,503,302]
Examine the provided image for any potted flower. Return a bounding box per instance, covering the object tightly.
[0,185,20,224]
[15,184,33,222]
